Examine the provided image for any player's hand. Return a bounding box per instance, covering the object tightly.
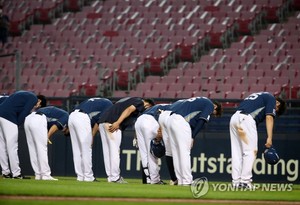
[190,139,194,149]
[133,138,138,148]
[156,127,162,141]
[48,139,52,145]
[108,122,119,133]
[265,137,272,148]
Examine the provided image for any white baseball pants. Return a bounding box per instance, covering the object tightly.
[158,111,172,157]
[135,114,161,184]
[167,113,193,185]
[99,123,122,182]
[68,110,94,181]
[0,117,21,177]
[230,111,258,185]
[24,112,51,179]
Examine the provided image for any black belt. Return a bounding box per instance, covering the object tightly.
[35,112,44,116]
[76,109,86,114]
[239,111,249,115]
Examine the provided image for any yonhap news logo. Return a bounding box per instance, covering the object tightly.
[190,177,209,198]
[191,177,293,198]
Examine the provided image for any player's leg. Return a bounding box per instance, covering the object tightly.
[78,114,94,182]
[240,114,257,186]
[229,112,243,187]
[144,116,161,184]
[158,111,177,184]
[169,114,193,185]
[68,112,84,181]
[24,113,41,179]
[33,114,54,180]
[2,119,20,177]
[135,115,151,183]
[108,127,122,182]
[99,123,115,182]
[0,118,11,177]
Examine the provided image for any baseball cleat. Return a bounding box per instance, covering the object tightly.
[170,179,178,185]
[238,182,255,190]
[13,175,31,179]
[2,173,12,178]
[154,180,166,185]
[113,177,128,184]
[42,176,58,180]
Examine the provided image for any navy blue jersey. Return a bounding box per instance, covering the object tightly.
[36,106,69,130]
[169,97,214,138]
[98,97,145,130]
[0,91,38,125]
[74,97,113,127]
[0,95,9,104]
[237,92,276,124]
[143,104,171,121]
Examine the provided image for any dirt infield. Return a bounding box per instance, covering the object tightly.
[1,195,300,204]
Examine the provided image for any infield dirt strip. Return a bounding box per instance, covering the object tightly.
[1,195,300,204]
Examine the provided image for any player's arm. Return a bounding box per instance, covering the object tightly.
[192,119,206,139]
[109,105,137,132]
[156,126,162,141]
[47,124,59,144]
[92,123,99,137]
[265,115,274,148]
[91,123,99,146]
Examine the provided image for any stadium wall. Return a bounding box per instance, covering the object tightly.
[17,126,299,184]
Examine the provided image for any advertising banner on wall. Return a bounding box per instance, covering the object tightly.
[16,129,299,184]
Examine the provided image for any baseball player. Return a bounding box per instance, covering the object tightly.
[68,97,113,182]
[159,97,222,186]
[134,103,171,184]
[230,92,286,189]
[24,105,69,180]
[97,97,155,183]
[0,91,42,179]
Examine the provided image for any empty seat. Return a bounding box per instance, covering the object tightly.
[248,84,266,93]
[168,83,184,92]
[177,76,194,84]
[113,90,129,98]
[152,82,168,91]
[143,90,161,98]
[161,76,178,84]
[225,91,243,99]
[160,90,179,99]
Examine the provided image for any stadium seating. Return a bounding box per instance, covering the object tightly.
[1,0,299,102]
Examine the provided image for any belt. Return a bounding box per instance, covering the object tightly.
[35,112,44,116]
[239,110,249,115]
[75,109,86,114]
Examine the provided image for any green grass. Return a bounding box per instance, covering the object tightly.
[0,177,299,204]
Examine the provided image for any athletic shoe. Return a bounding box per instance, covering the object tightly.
[146,177,151,184]
[238,182,255,190]
[113,177,128,184]
[35,176,41,180]
[170,179,178,185]
[93,178,100,182]
[13,175,31,179]
[2,173,12,178]
[42,176,58,181]
[154,180,166,185]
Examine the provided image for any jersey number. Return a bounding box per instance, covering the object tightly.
[244,92,264,100]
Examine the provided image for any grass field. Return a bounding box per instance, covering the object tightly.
[0,177,300,205]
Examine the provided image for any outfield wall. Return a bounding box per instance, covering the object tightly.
[6,97,299,184]
[17,127,299,184]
